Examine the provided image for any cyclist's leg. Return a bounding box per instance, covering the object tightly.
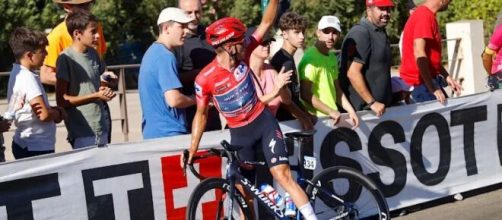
[258,110,317,220]
[229,124,260,218]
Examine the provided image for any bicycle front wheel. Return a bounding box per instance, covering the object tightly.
[186,178,253,220]
[306,166,390,220]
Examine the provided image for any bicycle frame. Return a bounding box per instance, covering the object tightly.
[224,155,347,220]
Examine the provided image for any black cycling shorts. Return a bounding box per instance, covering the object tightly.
[230,109,289,168]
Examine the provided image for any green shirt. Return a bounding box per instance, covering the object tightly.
[56,47,108,139]
[299,46,339,116]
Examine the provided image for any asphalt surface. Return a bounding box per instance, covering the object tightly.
[394,183,502,220]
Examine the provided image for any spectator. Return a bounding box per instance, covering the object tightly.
[340,0,394,117]
[175,0,222,131]
[138,8,195,139]
[400,0,462,104]
[41,0,106,86]
[247,27,293,116]
[299,16,359,128]
[56,11,115,148]
[186,1,318,218]
[0,119,11,162]
[399,0,422,57]
[270,12,315,130]
[482,20,502,90]
[7,27,64,159]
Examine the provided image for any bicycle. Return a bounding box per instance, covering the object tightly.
[183,130,390,220]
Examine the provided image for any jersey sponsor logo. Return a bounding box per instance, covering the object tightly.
[194,82,202,96]
[213,75,258,117]
[268,139,276,154]
[279,156,288,162]
[233,62,248,81]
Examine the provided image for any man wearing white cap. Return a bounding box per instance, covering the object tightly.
[299,16,359,128]
[340,0,395,117]
[138,7,196,139]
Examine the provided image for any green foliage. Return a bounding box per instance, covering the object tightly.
[438,0,502,38]
[0,0,500,71]
[0,0,59,71]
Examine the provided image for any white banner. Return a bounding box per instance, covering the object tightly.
[1,90,502,219]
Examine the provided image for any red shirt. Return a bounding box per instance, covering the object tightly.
[195,34,265,128]
[400,6,442,86]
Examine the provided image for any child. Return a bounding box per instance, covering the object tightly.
[6,27,64,159]
[0,119,12,162]
[56,10,116,149]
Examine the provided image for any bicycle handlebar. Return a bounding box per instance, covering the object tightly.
[183,148,228,180]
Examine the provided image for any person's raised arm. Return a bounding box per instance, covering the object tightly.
[254,0,279,40]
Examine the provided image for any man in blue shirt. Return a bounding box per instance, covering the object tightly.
[139,7,196,139]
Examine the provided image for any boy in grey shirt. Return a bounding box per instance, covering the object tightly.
[56,10,116,148]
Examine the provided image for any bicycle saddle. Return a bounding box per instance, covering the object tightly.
[285,129,317,138]
[220,140,243,151]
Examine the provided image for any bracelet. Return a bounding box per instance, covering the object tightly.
[367,100,376,106]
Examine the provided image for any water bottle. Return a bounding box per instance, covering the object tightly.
[284,192,296,217]
[3,91,24,121]
[259,184,284,207]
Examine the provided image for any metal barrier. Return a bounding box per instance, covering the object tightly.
[107,64,140,142]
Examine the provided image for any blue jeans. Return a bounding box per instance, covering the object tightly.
[411,76,448,103]
[12,141,54,159]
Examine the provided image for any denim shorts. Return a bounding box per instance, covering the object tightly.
[410,76,448,103]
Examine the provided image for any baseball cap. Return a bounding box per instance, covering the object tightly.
[245,27,275,43]
[157,7,194,25]
[366,0,395,7]
[53,0,93,4]
[318,16,341,32]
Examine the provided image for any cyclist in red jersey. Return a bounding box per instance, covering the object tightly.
[182,0,317,219]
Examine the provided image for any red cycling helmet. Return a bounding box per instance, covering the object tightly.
[206,17,247,47]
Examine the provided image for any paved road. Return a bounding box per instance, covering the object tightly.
[394,184,502,220]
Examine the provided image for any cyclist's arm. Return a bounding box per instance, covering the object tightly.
[254,0,279,41]
[189,103,209,160]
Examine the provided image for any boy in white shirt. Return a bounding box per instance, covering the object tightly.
[7,27,64,159]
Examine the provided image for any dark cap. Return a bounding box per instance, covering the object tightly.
[406,0,416,10]
[245,26,275,44]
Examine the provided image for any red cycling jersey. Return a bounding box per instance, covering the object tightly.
[195,34,265,128]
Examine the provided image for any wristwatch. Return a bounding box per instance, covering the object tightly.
[367,100,376,107]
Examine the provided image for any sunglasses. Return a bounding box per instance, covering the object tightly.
[260,40,273,46]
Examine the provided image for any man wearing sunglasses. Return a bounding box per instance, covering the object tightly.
[339,0,395,117]
[299,16,359,128]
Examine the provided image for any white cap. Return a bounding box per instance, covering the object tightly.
[157,7,194,25]
[318,15,341,32]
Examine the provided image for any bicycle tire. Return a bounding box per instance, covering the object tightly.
[186,178,253,220]
[306,166,390,220]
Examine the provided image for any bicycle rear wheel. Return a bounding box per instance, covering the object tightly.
[186,178,253,220]
[306,166,389,220]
